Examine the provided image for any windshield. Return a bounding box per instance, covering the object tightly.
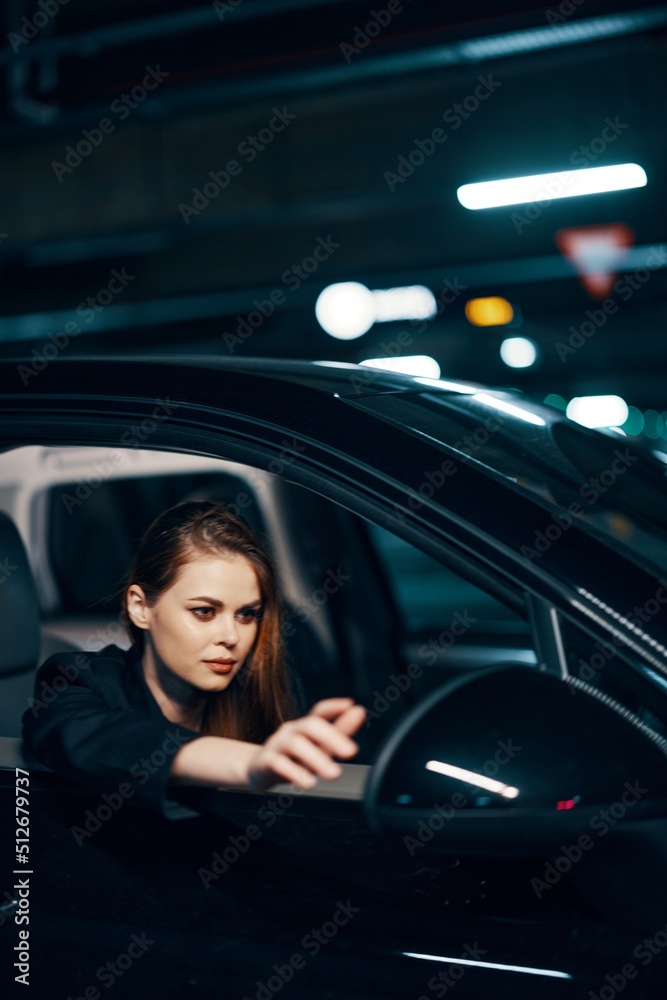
[343,389,667,576]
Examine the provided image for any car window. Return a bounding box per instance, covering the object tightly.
[558,614,667,746]
[366,521,526,634]
[363,521,537,705]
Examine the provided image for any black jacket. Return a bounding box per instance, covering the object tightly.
[21,643,308,819]
[21,644,205,818]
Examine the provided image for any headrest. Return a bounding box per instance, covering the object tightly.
[0,511,41,676]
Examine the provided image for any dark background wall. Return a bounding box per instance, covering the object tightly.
[0,0,666,440]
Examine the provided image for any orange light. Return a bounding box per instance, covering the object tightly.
[465,296,514,327]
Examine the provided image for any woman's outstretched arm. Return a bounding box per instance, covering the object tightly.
[170,697,367,791]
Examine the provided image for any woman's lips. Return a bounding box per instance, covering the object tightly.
[204,660,236,674]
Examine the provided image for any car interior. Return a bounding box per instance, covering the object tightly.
[0,444,537,769]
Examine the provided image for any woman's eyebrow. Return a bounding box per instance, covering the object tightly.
[187,596,262,607]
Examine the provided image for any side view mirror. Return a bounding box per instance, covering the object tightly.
[363,664,667,856]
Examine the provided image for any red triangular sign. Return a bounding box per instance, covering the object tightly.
[556,224,634,298]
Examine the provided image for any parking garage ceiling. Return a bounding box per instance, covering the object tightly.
[0,0,666,405]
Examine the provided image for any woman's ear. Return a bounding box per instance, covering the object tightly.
[125,584,152,631]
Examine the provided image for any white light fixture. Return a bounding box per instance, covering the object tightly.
[315,282,376,340]
[315,283,437,339]
[402,952,571,980]
[500,336,538,368]
[566,395,629,428]
[360,355,441,378]
[372,285,437,322]
[457,163,647,210]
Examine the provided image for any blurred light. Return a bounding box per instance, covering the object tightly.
[425,760,519,798]
[566,395,629,428]
[474,392,546,426]
[642,409,664,439]
[543,393,567,411]
[459,9,667,61]
[372,285,437,322]
[622,405,645,437]
[315,282,376,340]
[465,296,514,326]
[360,355,441,378]
[316,283,437,339]
[402,952,571,980]
[457,163,647,210]
[500,337,538,368]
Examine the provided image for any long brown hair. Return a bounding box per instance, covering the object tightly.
[120,500,295,742]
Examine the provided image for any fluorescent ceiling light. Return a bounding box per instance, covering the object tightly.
[403,952,571,979]
[372,285,436,322]
[457,163,647,210]
[500,337,538,369]
[315,283,437,339]
[566,395,629,428]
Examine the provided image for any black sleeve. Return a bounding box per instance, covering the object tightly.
[21,652,203,818]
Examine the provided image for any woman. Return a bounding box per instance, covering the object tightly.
[22,500,366,816]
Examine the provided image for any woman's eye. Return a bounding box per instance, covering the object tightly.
[237,608,261,623]
[191,607,215,619]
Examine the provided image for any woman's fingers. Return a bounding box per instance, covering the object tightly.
[332,704,367,740]
[291,714,358,759]
[282,733,342,780]
[308,697,356,718]
[308,698,368,739]
[252,749,317,790]
[252,699,368,791]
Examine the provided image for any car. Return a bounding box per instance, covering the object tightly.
[0,354,666,999]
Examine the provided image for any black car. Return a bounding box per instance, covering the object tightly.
[1,355,666,999]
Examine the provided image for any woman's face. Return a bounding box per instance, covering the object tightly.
[128,552,263,695]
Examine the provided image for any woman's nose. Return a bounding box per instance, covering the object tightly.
[216,617,239,645]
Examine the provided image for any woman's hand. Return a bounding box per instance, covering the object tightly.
[246,697,367,791]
